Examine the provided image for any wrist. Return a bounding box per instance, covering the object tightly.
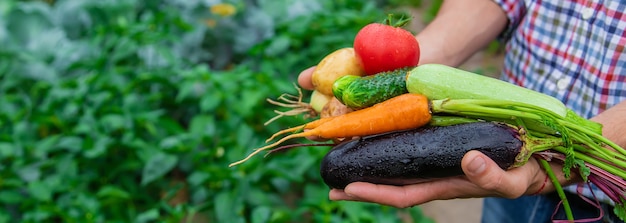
[525,157,583,195]
[524,158,551,195]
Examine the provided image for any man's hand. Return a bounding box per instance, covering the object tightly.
[326,151,555,208]
[296,65,567,208]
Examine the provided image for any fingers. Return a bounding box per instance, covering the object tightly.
[329,189,355,201]
[328,151,544,208]
[461,150,540,198]
[337,179,482,208]
[297,66,316,90]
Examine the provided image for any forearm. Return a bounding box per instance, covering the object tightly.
[416,0,508,67]
[591,100,626,148]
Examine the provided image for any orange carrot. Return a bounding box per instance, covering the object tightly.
[229,93,432,167]
[265,116,333,142]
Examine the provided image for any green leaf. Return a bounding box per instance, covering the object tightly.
[111,37,138,63]
[235,89,265,116]
[214,192,244,223]
[135,208,159,223]
[614,202,626,222]
[17,164,41,182]
[34,135,60,158]
[0,142,15,158]
[175,81,198,102]
[21,209,51,223]
[0,190,25,204]
[264,35,291,56]
[245,189,276,207]
[187,171,210,187]
[236,124,254,149]
[87,91,112,107]
[200,94,220,112]
[574,159,590,182]
[57,136,83,152]
[138,44,172,68]
[1,178,23,188]
[100,114,126,131]
[17,57,59,82]
[6,2,53,46]
[251,206,271,223]
[159,135,182,150]
[141,152,178,185]
[96,186,131,200]
[0,0,15,17]
[188,115,216,138]
[42,174,63,193]
[28,181,51,202]
[73,121,93,135]
[0,211,10,223]
[155,117,185,134]
[55,155,77,178]
[408,208,435,223]
[190,187,208,204]
[83,136,111,158]
[340,201,375,222]
[133,141,156,162]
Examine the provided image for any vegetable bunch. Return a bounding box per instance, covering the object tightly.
[229,18,626,222]
[261,15,420,123]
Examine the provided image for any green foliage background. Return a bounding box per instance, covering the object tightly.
[0,0,440,222]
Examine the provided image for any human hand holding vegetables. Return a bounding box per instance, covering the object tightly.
[327,151,564,208]
[297,63,578,208]
[298,66,626,209]
[323,99,626,208]
[293,0,566,205]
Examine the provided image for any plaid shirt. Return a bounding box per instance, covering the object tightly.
[494,0,626,204]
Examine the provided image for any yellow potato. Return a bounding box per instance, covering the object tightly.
[312,48,366,96]
[309,90,332,113]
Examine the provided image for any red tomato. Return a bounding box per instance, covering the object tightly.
[353,23,420,75]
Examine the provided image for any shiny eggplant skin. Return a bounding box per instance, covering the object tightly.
[320,122,522,189]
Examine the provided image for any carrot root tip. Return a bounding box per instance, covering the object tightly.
[229,132,308,167]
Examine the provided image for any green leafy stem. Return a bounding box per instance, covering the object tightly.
[429,98,626,221]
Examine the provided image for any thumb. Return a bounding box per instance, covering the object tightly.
[297,66,316,90]
[461,150,529,198]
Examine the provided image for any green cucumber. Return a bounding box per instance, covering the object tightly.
[406,64,568,117]
[332,68,409,109]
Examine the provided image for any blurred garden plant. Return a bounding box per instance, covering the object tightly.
[0,0,435,222]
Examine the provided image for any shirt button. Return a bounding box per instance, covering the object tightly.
[556,78,570,90]
[581,6,594,20]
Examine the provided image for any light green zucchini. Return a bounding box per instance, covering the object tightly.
[406,64,568,117]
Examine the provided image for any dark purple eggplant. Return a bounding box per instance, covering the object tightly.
[320,122,561,189]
